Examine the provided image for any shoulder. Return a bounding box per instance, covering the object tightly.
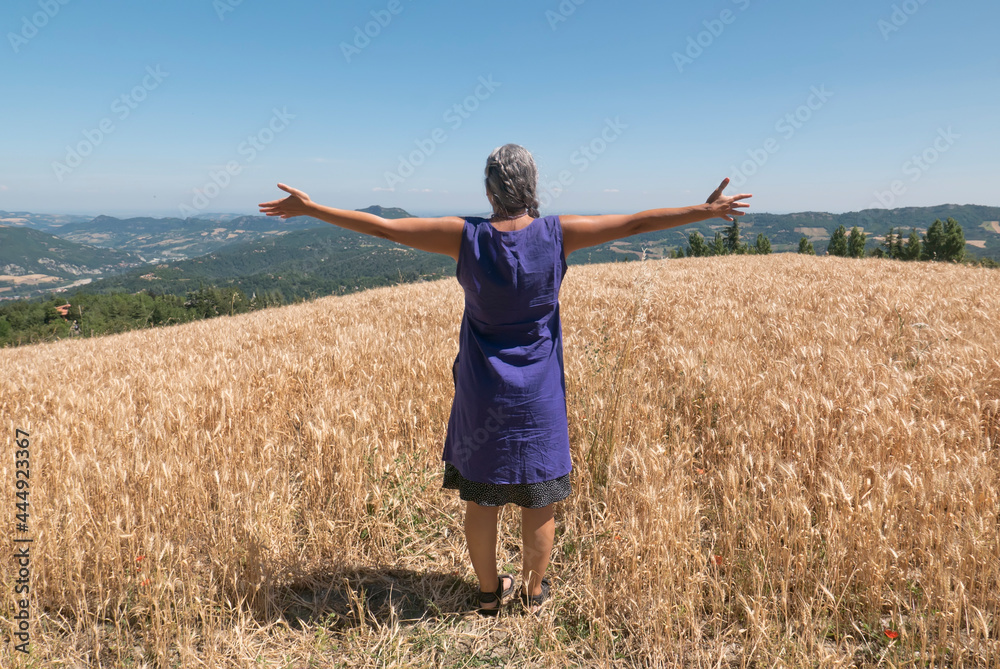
[462,216,487,232]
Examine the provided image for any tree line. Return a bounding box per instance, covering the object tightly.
[807,217,991,264]
[674,216,996,268]
[671,218,774,258]
[0,285,289,348]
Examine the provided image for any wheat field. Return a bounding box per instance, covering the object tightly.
[1,253,998,668]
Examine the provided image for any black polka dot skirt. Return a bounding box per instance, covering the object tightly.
[442,462,571,509]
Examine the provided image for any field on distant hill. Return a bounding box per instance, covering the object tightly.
[1,255,998,667]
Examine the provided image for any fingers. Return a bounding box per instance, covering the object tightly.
[709,178,729,199]
[259,201,286,216]
[277,183,303,198]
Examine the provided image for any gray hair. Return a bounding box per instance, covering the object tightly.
[484,144,541,219]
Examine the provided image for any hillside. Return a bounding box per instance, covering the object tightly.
[75,224,459,298]
[0,207,434,301]
[6,203,997,303]
[2,254,997,666]
[48,207,413,262]
[616,203,1000,259]
[51,214,324,260]
[19,207,415,266]
[0,225,145,300]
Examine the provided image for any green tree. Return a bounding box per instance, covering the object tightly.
[43,304,62,325]
[941,217,966,262]
[724,219,745,254]
[687,231,708,257]
[921,219,945,260]
[753,233,772,255]
[798,236,815,255]
[892,228,904,259]
[903,228,922,261]
[709,231,726,256]
[828,225,848,257]
[848,226,867,258]
[883,227,897,259]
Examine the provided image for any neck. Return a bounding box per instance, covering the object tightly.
[491,210,529,221]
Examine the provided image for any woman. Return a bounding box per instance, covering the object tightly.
[259,144,751,616]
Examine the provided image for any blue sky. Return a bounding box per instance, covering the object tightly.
[1,0,997,218]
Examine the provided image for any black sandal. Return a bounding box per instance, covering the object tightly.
[477,574,515,616]
[519,577,551,615]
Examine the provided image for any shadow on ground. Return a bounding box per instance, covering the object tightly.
[266,566,505,630]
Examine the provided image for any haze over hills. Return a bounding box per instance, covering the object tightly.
[0,211,92,233]
[1,204,998,301]
[0,206,417,301]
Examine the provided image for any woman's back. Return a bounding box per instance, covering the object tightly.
[442,215,572,486]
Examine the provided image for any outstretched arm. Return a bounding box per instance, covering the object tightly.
[258,184,464,261]
[560,178,752,257]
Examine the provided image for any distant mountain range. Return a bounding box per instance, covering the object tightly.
[0,211,92,232]
[1,204,997,301]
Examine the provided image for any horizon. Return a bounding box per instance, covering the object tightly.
[4,201,1000,223]
[2,1,998,218]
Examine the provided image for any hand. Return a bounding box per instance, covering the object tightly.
[258,183,313,219]
[705,178,752,222]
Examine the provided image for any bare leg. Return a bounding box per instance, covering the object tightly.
[464,501,502,609]
[521,503,555,603]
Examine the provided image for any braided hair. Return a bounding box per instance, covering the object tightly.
[484,144,541,219]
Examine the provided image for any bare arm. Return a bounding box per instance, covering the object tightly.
[560,178,752,257]
[259,184,464,261]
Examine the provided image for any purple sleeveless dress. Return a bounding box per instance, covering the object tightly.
[441,215,572,507]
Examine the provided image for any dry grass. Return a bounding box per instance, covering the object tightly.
[1,253,998,668]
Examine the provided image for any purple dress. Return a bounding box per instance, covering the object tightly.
[441,215,573,506]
